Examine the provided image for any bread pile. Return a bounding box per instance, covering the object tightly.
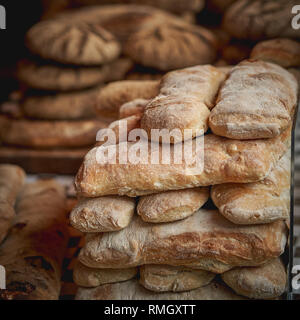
[0,164,69,300]
[69,58,298,300]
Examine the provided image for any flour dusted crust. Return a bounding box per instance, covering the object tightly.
[78,209,287,272]
[211,151,290,225]
[223,0,300,41]
[140,264,215,292]
[76,279,245,300]
[209,60,298,140]
[141,65,227,143]
[70,196,136,233]
[119,99,149,119]
[0,180,69,300]
[26,19,121,65]
[250,38,300,67]
[137,188,209,223]
[124,23,217,71]
[73,261,137,287]
[75,128,290,197]
[0,165,26,244]
[95,80,159,118]
[222,258,287,299]
[0,116,108,149]
[17,58,132,91]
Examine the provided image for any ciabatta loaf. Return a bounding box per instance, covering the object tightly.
[141,65,227,143]
[73,261,137,288]
[222,258,286,299]
[79,209,287,273]
[70,196,135,233]
[0,180,69,300]
[209,60,298,139]
[75,129,290,197]
[75,279,245,300]
[139,264,215,292]
[0,164,26,244]
[137,187,209,223]
[211,151,290,225]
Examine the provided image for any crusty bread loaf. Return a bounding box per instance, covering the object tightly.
[75,129,290,197]
[0,165,26,244]
[139,264,215,292]
[78,209,287,273]
[73,261,137,287]
[222,258,287,299]
[0,116,108,149]
[250,38,300,68]
[70,196,135,233]
[211,151,290,225]
[137,187,209,223]
[95,80,159,118]
[119,99,149,119]
[0,180,69,300]
[75,279,245,300]
[141,65,227,143]
[209,60,298,140]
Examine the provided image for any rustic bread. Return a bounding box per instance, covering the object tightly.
[137,187,209,223]
[26,19,121,65]
[223,0,299,41]
[221,258,287,299]
[78,209,287,272]
[119,99,149,119]
[95,80,159,118]
[70,196,135,233]
[209,60,298,139]
[250,38,300,68]
[211,151,290,225]
[139,264,215,292]
[0,180,69,300]
[0,116,108,149]
[141,65,227,143]
[75,129,290,197]
[73,261,137,288]
[0,165,26,244]
[75,279,245,300]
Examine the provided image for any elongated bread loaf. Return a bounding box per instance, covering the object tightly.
[75,129,290,197]
[78,209,287,273]
[0,180,69,300]
[119,99,149,119]
[222,258,286,299]
[141,65,227,143]
[95,80,159,118]
[250,38,300,68]
[75,279,245,300]
[139,265,215,292]
[0,165,26,244]
[73,261,137,288]
[70,196,136,233]
[211,151,290,225]
[209,60,298,139]
[137,187,209,223]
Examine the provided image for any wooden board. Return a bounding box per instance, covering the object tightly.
[0,146,89,175]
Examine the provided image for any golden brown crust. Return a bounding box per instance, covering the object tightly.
[75,129,290,197]
[0,116,108,149]
[221,258,287,299]
[209,60,298,140]
[78,210,287,272]
[0,180,69,300]
[211,152,290,225]
[73,261,137,288]
[119,99,149,119]
[95,80,159,118]
[70,196,136,233]
[137,188,209,223]
[250,38,300,67]
[139,264,215,292]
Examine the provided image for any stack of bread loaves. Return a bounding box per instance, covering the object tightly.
[69,58,298,300]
